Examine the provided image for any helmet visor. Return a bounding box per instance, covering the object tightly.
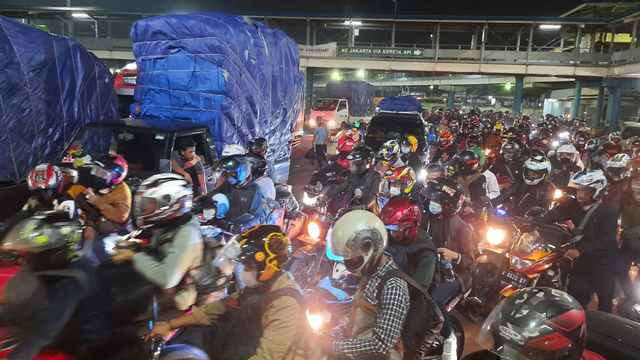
[350,159,368,174]
[524,169,545,181]
[477,299,536,360]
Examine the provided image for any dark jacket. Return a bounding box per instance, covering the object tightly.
[493,180,557,218]
[549,158,581,191]
[537,199,619,267]
[427,215,476,292]
[603,178,630,211]
[454,172,487,209]
[401,152,423,178]
[386,228,440,291]
[215,182,265,223]
[325,169,381,213]
[431,144,457,164]
[491,157,528,185]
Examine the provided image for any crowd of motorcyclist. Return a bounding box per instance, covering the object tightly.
[0,106,639,360]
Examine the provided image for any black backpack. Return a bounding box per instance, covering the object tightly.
[377,269,444,359]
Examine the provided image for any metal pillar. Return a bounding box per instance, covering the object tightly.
[391,22,396,47]
[593,86,605,130]
[107,16,112,48]
[313,23,317,45]
[349,26,354,46]
[526,26,534,62]
[516,28,522,51]
[473,26,479,50]
[434,23,441,60]
[480,24,488,61]
[512,75,524,113]
[306,19,310,46]
[305,68,315,119]
[607,87,623,132]
[632,20,638,49]
[609,27,616,56]
[574,26,582,62]
[571,81,582,119]
[447,90,455,110]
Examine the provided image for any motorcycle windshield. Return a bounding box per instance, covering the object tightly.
[514,231,556,256]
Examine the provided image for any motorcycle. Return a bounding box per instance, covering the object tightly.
[499,223,579,298]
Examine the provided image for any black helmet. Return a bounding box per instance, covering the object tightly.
[245,152,268,179]
[421,176,465,216]
[501,140,524,162]
[346,146,376,174]
[451,150,480,176]
[247,137,269,155]
[477,287,586,360]
[467,134,483,148]
[216,155,252,187]
[238,225,289,283]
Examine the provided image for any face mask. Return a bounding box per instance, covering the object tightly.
[560,157,571,166]
[401,147,411,154]
[240,268,260,288]
[227,176,239,185]
[390,186,402,197]
[429,202,443,215]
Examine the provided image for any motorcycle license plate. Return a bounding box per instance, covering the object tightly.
[500,269,529,289]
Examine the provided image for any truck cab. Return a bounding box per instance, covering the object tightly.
[309,98,349,130]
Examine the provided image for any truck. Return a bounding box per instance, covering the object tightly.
[309,81,375,130]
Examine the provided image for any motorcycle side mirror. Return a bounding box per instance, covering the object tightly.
[354,187,364,199]
[525,206,547,218]
[159,158,172,173]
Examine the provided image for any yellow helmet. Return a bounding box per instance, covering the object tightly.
[400,135,419,153]
[238,225,290,282]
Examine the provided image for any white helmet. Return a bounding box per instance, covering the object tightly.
[133,173,193,229]
[211,193,230,219]
[606,153,632,182]
[523,156,552,186]
[328,210,388,277]
[556,144,578,163]
[569,169,608,201]
[222,144,246,157]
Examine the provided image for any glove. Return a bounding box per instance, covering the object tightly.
[55,200,76,219]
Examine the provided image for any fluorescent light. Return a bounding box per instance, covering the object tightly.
[548,98,558,102]
[331,71,341,80]
[356,69,365,78]
[539,24,561,30]
[72,13,91,18]
[344,20,362,26]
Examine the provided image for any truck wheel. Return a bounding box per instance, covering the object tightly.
[340,121,348,130]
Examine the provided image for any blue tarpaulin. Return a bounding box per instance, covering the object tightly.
[0,16,118,183]
[325,81,374,118]
[378,95,424,113]
[130,13,305,162]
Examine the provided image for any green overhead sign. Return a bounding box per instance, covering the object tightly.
[337,46,425,58]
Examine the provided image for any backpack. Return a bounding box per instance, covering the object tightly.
[377,269,444,359]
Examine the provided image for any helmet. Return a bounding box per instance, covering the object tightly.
[378,139,400,166]
[328,210,388,277]
[467,134,483,148]
[211,193,230,219]
[556,144,578,163]
[85,154,128,188]
[438,132,453,147]
[133,173,193,229]
[451,151,480,176]
[27,164,63,200]
[449,120,459,132]
[400,135,418,153]
[217,155,252,187]
[609,131,622,144]
[629,136,640,151]
[237,225,290,283]
[494,124,504,134]
[421,177,465,216]
[568,169,608,201]
[337,130,359,152]
[245,152,268,179]
[477,288,586,360]
[222,144,246,157]
[380,197,421,245]
[584,138,600,152]
[346,146,375,175]
[383,166,416,195]
[523,156,552,186]
[501,140,523,162]
[247,137,269,155]
[606,153,632,182]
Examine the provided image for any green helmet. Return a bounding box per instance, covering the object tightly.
[523,156,551,186]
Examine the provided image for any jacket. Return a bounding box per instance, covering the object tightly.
[132,215,204,309]
[603,178,630,211]
[549,158,581,191]
[620,197,640,240]
[493,180,557,218]
[326,169,382,212]
[484,134,503,154]
[491,157,527,185]
[215,182,265,223]
[538,199,619,267]
[191,272,319,360]
[386,228,439,291]
[431,144,457,164]
[455,172,487,209]
[427,215,476,292]
[401,153,423,177]
[581,152,608,171]
[80,182,132,234]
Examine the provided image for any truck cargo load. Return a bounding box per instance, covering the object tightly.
[325,81,375,118]
[0,16,118,183]
[377,95,424,114]
[129,12,305,162]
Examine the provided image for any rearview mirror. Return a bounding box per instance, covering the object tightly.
[354,187,363,199]
[159,158,172,173]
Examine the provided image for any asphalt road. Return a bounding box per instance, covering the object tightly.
[288,135,484,356]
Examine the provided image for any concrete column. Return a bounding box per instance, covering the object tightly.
[447,90,455,110]
[607,87,623,132]
[593,86,605,129]
[305,68,315,120]
[512,75,524,113]
[571,81,582,118]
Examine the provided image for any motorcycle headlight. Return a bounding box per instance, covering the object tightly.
[511,256,534,271]
[487,227,506,246]
[552,140,559,148]
[553,189,563,199]
[302,192,317,206]
[307,221,321,239]
[306,310,323,332]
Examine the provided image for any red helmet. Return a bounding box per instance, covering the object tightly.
[28,163,63,192]
[337,129,359,152]
[439,132,453,148]
[379,196,421,245]
[383,165,416,195]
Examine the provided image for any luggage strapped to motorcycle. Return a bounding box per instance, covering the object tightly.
[376,268,444,358]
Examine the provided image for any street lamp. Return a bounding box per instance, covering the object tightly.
[356,70,365,79]
[331,71,341,80]
[505,82,512,90]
